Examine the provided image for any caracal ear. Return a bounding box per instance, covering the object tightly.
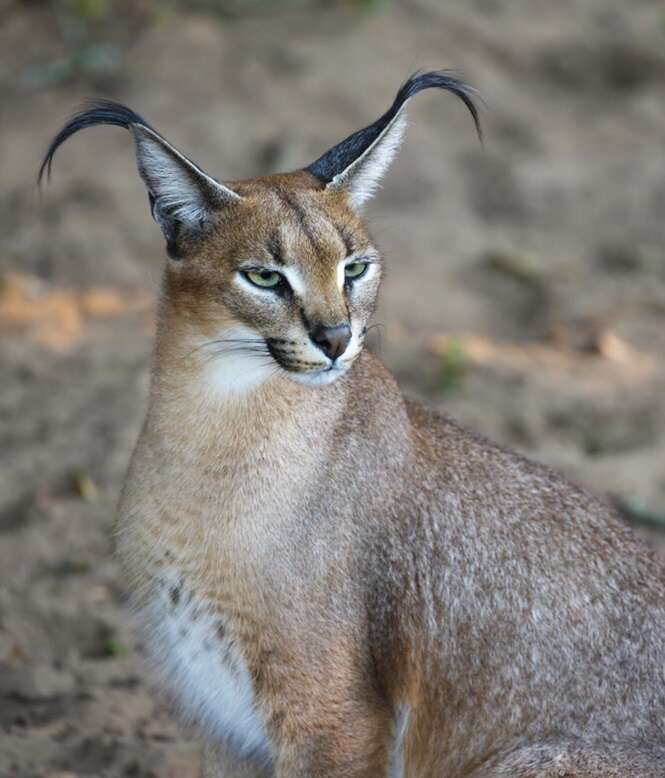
[38,100,241,258]
[304,70,482,211]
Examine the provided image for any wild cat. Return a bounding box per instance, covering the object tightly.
[40,72,665,777]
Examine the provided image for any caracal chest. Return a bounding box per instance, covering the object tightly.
[143,564,272,762]
[137,471,280,760]
[132,412,313,760]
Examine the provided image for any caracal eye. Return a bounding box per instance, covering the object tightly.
[245,269,283,289]
[345,261,369,280]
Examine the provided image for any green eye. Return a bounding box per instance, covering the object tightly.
[245,270,282,289]
[345,261,369,280]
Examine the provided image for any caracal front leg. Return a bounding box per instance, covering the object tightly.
[273,722,392,778]
[267,691,393,778]
[203,686,392,778]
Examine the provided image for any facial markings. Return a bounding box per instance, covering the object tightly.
[270,207,345,316]
[237,214,376,320]
[274,187,358,267]
[336,256,346,290]
[276,189,320,253]
[265,229,285,266]
[253,211,343,302]
[338,222,356,256]
[227,190,375,382]
[337,251,372,289]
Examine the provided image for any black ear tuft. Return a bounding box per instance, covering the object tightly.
[38,99,152,185]
[38,99,241,252]
[304,70,481,186]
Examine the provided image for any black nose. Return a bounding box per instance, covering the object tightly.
[309,323,352,361]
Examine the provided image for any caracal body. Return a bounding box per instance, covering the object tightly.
[41,73,665,777]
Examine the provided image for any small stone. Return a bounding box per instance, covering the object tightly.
[0,661,75,700]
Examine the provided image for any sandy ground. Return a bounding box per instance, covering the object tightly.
[1,0,665,775]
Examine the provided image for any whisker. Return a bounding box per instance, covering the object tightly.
[183,337,270,363]
[190,337,266,349]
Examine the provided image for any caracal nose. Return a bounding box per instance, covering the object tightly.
[309,323,352,361]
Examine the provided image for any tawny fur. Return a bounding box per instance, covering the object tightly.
[41,75,665,777]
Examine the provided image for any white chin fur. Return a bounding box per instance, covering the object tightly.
[286,365,348,387]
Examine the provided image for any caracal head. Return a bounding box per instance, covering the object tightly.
[40,72,480,392]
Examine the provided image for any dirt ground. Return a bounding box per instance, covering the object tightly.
[1,0,665,775]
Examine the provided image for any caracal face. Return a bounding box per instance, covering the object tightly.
[165,176,382,390]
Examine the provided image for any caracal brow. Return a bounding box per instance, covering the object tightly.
[40,72,665,777]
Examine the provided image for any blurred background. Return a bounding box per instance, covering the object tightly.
[1,0,665,774]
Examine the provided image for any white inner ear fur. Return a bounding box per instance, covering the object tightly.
[329,109,408,210]
[131,124,240,228]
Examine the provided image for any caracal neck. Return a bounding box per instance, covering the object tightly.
[144,313,350,469]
